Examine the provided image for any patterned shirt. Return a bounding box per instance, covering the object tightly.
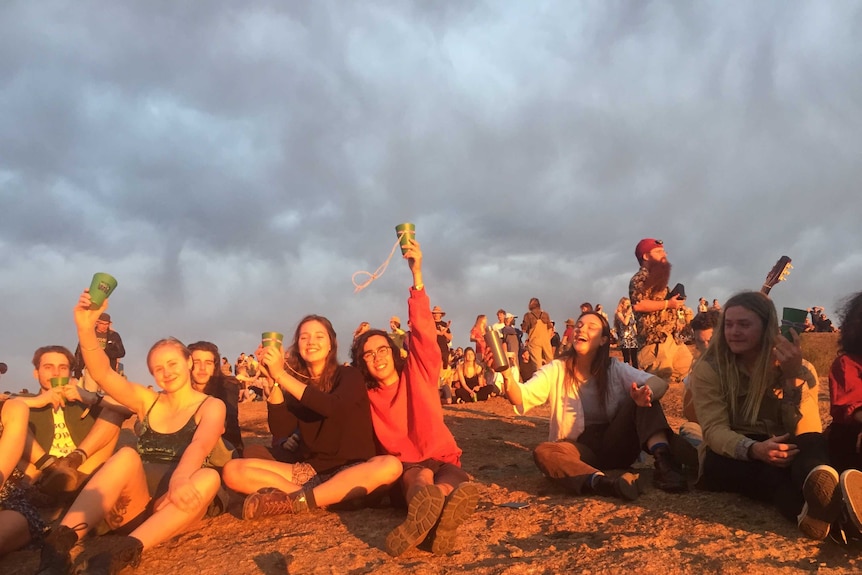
[629,266,678,347]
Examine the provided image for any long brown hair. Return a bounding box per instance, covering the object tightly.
[559,312,611,407]
[287,315,339,393]
[701,292,780,426]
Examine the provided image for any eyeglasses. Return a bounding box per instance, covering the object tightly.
[362,346,392,362]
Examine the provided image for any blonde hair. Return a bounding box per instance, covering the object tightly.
[701,292,780,426]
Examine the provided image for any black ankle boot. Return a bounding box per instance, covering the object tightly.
[83,536,144,575]
[652,446,689,493]
[36,525,79,575]
[592,473,640,501]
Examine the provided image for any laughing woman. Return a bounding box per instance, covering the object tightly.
[222,316,401,519]
[496,312,688,501]
[37,291,225,575]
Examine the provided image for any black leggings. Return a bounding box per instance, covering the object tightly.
[621,347,638,369]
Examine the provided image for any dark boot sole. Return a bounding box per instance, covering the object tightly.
[841,469,862,534]
[616,473,641,501]
[430,482,481,555]
[799,465,841,540]
[385,485,446,557]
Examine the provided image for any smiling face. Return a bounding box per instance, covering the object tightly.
[572,314,608,357]
[298,320,332,373]
[149,344,192,392]
[723,306,764,362]
[362,334,396,386]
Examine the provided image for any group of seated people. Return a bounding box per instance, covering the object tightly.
[2,241,862,573]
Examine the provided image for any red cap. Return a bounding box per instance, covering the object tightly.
[635,238,663,264]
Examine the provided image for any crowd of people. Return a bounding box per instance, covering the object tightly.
[1,235,861,574]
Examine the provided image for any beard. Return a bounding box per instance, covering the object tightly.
[645,258,672,292]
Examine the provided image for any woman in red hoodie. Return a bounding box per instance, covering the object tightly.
[352,238,479,557]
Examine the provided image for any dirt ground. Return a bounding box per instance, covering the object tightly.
[3,382,860,575]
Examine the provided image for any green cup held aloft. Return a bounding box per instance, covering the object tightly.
[50,377,70,388]
[781,307,808,341]
[395,222,415,255]
[89,273,118,310]
[262,332,284,348]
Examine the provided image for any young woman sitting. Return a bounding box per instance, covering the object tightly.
[495,311,688,502]
[691,291,860,541]
[37,290,226,574]
[222,316,401,520]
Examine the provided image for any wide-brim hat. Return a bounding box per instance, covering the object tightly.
[431,306,446,316]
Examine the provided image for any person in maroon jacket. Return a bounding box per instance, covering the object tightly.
[352,238,479,556]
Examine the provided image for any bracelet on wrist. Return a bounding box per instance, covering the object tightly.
[81,344,101,352]
[72,448,89,463]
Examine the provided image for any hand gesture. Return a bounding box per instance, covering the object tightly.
[282,432,300,452]
[630,382,653,407]
[59,383,84,404]
[260,345,286,381]
[253,344,274,381]
[668,295,685,310]
[750,433,799,467]
[30,386,66,411]
[773,330,803,383]
[74,289,106,331]
[158,475,204,513]
[402,237,423,270]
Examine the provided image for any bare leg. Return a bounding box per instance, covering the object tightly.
[311,455,402,507]
[403,466,453,501]
[59,447,151,537]
[130,468,221,550]
[222,458,302,495]
[0,510,30,556]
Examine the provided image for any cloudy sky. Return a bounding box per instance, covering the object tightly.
[1,1,860,391]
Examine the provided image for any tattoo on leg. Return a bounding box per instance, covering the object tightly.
[106,494,133,529]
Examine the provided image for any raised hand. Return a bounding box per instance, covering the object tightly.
[773,329,803,383]
[74,289,106,331]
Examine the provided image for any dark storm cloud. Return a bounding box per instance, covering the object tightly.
[1,1,861,387]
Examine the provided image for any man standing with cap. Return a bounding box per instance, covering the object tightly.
[629,238,691,383]
[72,312,125,380]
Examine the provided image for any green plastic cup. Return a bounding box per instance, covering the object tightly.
[395,223,415,255]
[262,332,284,348]
[781,307,808,341]
[50,377,70,388]
[89,273,118,309]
